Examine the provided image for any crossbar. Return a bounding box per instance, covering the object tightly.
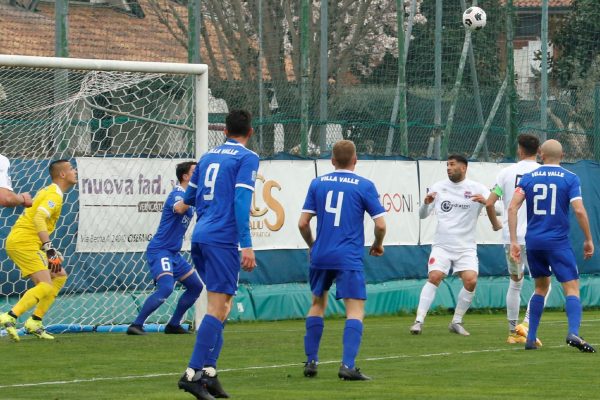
[0,54,208,75]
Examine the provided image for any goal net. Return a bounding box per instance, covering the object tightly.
[0,55,210,332]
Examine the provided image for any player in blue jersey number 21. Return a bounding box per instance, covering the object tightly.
[509,139,595,352]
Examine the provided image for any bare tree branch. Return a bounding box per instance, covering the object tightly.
[336,0,372,83]
[146,0,188,50]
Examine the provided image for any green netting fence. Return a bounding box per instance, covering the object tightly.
[1,0,600,160]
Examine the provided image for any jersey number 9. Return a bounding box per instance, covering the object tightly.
[204,163,220,201]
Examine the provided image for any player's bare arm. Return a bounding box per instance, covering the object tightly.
[419,192,436,219]
[298,212,315,248]
[241,248,256,272]
[485,192,503,231]
[507,189,525,263]
[0,188,32,207]
[469,193,486,204]
[424,191,436,204]
[571,199,595,260]
[369,216,386,256]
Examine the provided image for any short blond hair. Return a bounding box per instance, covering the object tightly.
[332,140,356,169]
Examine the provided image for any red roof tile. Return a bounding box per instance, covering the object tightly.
[0,1,297,80]
[0,1,239,78]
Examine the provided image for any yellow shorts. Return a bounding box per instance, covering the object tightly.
[6,248,48,278]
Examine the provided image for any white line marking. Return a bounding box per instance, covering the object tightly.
[1,317,598,389]
[0,344,569,389]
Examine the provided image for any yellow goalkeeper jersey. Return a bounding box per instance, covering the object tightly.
[6,183,64,251]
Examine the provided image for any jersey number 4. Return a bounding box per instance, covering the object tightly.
[533,183,557,215]
[325,190,344,227]
[203,163,220,200]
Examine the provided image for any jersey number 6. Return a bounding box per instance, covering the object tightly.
[160,257,172,272]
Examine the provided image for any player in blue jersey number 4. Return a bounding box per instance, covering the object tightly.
[299,140,387,381]
[127,161,203,336]
[178,110,259,400]
[508,139,595,352]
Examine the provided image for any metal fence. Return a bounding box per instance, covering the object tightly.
[1,0,599,161]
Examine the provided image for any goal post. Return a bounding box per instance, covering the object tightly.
[0,54,209,333]
[0,54,209,156]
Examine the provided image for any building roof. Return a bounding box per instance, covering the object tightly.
[0,1,238,79]
[0,1,299,80]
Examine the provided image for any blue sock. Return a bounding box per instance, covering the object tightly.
[342,319,363,369]
[189,314,222,370]
[304,316,324,363]
[527,294,545,343]
[205,322,225,368]
[133,275,174,326]
[168,273,203,327]
[565,295,582,336]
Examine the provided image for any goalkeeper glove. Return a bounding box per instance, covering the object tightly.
[41,241,64,273]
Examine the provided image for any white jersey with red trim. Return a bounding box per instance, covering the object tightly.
[423,178,490,251]
[492,160,540,244]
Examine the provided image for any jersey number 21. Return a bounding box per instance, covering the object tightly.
[533,183,557,215]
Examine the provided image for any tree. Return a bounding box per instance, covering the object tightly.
[549,0,600,159]
[146,0,425,154]
[553,0,600,86]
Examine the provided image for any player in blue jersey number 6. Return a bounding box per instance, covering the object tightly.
[299,140,387,381]
[509,139,595,352]
[178,110,259,400]
[127,161,203,336]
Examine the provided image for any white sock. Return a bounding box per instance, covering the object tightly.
[452,287,475,324]
[416,281,438,323]
[523,283,552,325]
[507,278,523,332]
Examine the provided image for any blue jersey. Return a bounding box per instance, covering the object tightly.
[187,139,259,248]
[302,170,386,270]
[517,165,582,250]
[147,185,194,253]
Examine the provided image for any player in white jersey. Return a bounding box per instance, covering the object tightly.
[0,154,32,208]
[410,155,490,336]
[486,134,546,345]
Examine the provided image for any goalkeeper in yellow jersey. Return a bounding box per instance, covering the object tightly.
[0,160,77,341]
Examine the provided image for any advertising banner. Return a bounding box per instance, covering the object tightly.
[77,158,194,252]
[76,158,507,253]
[250,160,316,250]
[316,160,420,245]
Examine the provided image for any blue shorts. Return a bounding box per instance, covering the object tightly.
[526,248,579,283]
[147,250,193,281]
[191,243,239,295]
[309,269,366,300]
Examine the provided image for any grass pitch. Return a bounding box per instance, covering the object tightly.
[0,310,598,400]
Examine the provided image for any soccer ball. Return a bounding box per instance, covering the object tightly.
[462,6,487,31]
